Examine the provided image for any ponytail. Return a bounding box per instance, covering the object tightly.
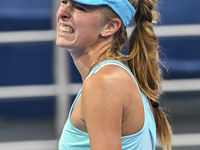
[100,1,172,149]
[155,107,172,150]
[128,0,172,149]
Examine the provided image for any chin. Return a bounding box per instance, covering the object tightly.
[56,38,63,47]
[56,38,74,52]
[56,37,68,47]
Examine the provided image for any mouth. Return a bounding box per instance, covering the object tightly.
[59,25,75,34]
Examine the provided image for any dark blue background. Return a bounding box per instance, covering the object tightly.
[0,0,199,117]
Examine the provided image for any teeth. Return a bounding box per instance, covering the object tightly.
[59,26,74,34]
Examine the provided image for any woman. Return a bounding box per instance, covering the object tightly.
[56,0,172,150]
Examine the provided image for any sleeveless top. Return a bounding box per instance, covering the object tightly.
[58,60,156,150]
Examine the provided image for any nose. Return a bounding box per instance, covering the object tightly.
[57,2,73,21]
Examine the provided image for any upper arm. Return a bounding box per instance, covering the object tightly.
[82,71,125,150]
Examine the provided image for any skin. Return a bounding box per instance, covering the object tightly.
[57,0,121,80]
[56,0,153,149]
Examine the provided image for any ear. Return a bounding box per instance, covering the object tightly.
[101,18,122,37]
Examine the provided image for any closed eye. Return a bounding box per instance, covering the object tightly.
[61,0,67,4]
[75,5,86,11]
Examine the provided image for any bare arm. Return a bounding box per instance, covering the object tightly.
[81,69,125,150]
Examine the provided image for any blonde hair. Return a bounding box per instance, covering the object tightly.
[100,0,172,149]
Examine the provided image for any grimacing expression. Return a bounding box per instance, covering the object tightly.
[56,0,106,51]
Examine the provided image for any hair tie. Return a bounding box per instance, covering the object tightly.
[151,100,159,108]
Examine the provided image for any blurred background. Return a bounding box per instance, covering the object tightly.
[0,0,200,150]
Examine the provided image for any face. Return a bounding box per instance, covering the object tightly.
[56,0,106,53]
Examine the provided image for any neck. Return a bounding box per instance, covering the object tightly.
[70,44,110,81]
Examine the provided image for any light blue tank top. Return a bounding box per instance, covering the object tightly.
[59,60,156,150]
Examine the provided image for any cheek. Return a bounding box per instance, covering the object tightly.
[76,14,103,32]
[90,16,102,30]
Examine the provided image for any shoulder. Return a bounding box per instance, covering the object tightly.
[86,63,134,84]
[83,64,132,94]
[82,64,138,106]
